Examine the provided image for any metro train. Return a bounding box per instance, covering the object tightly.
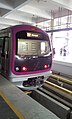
[0,25,52,90]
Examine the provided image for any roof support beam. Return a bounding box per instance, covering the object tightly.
[51,0,72,11]
[0,17,23,25]
[18,5,51,19]
[0,2,13,10]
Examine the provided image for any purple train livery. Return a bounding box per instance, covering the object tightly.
[0,25,52,90]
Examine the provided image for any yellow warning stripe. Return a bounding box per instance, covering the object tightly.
[24,91,32,95]
[0,91,25,119]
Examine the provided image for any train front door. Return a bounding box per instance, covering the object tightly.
[1,37,9,75]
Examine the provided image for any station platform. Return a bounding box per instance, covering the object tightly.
[0,75,60,119]
[52,60,72,77]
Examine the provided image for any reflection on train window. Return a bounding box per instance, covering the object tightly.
[18,41,28,52]
[41,42,45,53]
[4,38,9,54]
[31,43,36,51]
[17,39,50,56]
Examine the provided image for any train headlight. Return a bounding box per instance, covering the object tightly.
[16,67,19,71]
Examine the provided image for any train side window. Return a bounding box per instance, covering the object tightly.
[0,37,3,61]
[1,37,9,58]
[0,37,3,52]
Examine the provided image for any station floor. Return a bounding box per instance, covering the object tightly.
[0,96,19,119]
[0,75,60,119]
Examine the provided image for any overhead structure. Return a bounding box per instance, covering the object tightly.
[0,0,72,30]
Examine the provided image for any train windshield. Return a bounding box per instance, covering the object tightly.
[17,39,50,56]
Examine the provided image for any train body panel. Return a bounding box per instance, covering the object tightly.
[0,25,52,90]
[8,70,51,90]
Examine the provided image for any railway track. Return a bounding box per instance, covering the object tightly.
[40,81,72,108]
[48,74,72,91]
[40,74,72,105]
[43,74,72,108]
[30,74,72,119]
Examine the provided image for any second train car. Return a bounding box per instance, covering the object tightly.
[0,25,52,90]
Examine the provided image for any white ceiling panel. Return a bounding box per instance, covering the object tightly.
[0,0,72,29]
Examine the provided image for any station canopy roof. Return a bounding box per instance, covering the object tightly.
[0,0,72,30]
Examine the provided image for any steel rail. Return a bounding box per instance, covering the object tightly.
[51,74,72,85]
[45,80,72,96]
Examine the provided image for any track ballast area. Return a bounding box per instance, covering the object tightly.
[30,74,72,119]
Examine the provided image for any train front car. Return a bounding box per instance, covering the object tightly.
[11,25,52,90]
